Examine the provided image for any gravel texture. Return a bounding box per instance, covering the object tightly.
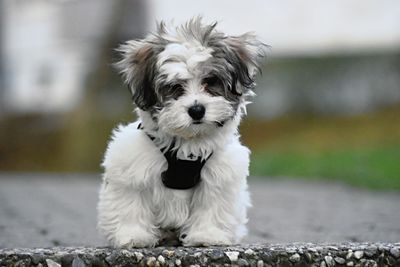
[1,243,400,267]
[1,174,400,248]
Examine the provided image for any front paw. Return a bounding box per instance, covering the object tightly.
[113,226,159,248]
[180,228,233,247]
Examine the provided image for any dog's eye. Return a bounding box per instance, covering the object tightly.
[203,76,225,96]
[203,76,221,87]
[168,83,184,99]
[171,83,183,91]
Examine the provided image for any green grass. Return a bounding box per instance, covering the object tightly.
[251,145,400,190]
[241,106,400,190]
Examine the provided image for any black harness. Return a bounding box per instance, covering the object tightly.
[138,123,212,190]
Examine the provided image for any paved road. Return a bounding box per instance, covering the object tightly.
[0,174,399,248]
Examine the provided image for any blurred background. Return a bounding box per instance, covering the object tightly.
[1,0,400,190]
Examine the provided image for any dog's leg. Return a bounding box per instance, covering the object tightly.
[97,180,159,248]
[180,179,250,246]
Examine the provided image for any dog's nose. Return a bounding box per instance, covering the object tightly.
[188,104,206,121]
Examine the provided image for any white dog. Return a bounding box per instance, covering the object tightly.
[97,18,266,248]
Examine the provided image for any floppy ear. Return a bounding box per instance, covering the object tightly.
[224,33,267,94]
[114,40,158,110]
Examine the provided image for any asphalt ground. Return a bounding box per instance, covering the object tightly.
[0,174,399,248]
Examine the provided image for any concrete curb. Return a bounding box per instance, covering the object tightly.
[1,243,399,267]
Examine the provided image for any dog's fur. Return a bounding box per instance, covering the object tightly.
[97,18,266,248]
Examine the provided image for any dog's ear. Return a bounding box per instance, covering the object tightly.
[223,33,268,94]
[115,40,158,110]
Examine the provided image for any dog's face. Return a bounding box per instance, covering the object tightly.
[116,18,266,139]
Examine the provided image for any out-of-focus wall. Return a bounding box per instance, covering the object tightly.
[2,0,400,117]
[250,54,400,118]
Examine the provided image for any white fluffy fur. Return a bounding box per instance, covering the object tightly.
[98,110,251,247]
[97,18,265,248]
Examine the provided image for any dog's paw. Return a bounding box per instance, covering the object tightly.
[113,226,159,248]
[180,228,233,247]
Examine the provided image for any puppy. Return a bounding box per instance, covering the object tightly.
[97,18,266,248]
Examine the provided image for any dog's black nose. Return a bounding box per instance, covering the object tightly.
[188,104,206,121]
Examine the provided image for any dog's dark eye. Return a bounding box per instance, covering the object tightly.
[171,83,183,91]
[203,76,225,96]
[168,83,184,99]
[203,76,221,87]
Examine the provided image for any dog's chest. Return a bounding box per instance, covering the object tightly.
[154,187,194,229]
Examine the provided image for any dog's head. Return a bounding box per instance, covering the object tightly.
[116,18,266,139]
